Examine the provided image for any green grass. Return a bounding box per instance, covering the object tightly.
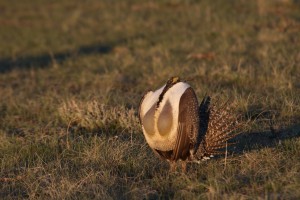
[1,0,300,199]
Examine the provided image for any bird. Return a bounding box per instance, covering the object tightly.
[138,76,242,172]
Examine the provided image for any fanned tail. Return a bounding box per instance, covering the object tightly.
[195,97,243,161]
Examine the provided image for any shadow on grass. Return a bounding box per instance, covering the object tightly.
[0,43,112,73]
[234,123,300,153]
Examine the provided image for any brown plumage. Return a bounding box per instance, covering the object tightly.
[139,77,243,172]
[196,97,242,160]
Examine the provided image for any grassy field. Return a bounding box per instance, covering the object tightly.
[1,0,300,199]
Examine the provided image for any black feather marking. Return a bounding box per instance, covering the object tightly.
[195,96,211,152]
[156,76,181,109]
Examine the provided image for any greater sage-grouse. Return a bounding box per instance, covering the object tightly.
[138,76,242,172]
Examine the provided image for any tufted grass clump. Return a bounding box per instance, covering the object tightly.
[58,100,140,134]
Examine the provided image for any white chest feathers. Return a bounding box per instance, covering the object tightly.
[139,82,191,151]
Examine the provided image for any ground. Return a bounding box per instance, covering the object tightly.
[0,0,300,199]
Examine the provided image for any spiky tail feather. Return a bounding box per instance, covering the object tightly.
[195,97,243,160]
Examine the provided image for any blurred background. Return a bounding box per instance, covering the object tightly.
[1,0,299,131]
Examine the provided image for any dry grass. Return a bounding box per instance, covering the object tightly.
[58,100,139,134]
[0,0,300,199]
